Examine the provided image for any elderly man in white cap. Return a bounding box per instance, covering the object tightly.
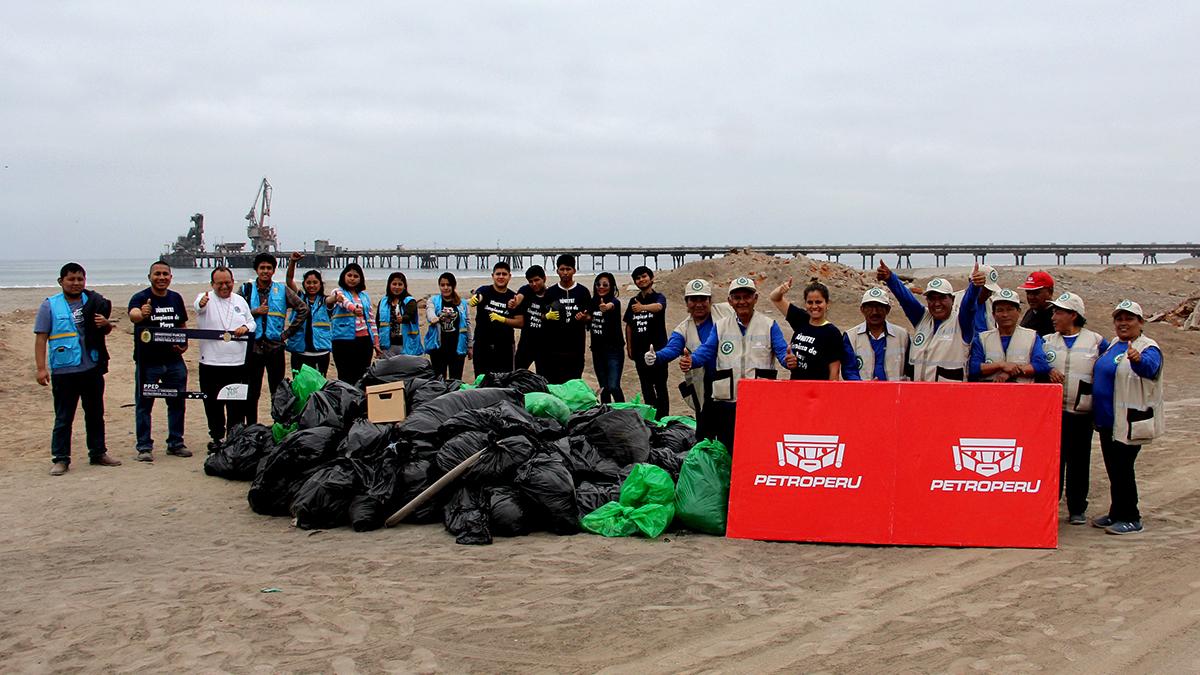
[679,276,789,451]
[841,287,909,381]
[1043,291,1109,525]
[644,279,731,414]
[878,261,985,382]
[968,288,1051,382]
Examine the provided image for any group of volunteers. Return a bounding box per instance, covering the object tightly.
[35,254,1167,536]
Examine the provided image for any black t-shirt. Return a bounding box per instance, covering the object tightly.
[544,283,592,356]
[473,285,517,349]
[785,304,843,381]
[590,295,624,351]
[623,290,668,352]
[516,284,547,335]
[128,288,188,365]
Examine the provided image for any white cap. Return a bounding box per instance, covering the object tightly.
[978,264,1002,293]
[684,278,712,297]
[991,288,1022,307]
[1049,291,1086,318]
[728,276,757,294]
[860,287,892,306]
[923,278,954,296]
[1113,299,1145,319]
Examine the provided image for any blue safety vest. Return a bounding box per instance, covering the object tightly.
[249,282,287,341]
[47,292,97,371]
[330,289,376,342]
[377,296,423,354]
[423,295,470,355]
[286,295,332,353]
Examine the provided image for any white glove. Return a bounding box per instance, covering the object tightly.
[643,349,657,366]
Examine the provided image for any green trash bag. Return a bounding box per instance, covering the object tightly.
[656,415,697,429]
[291,365,327,412]
[673,439,732,535]
[459,373,485,390]
[580,463,676,538]
[524,391,572,425]
[609,402,657,422]
[546,379,599,412]
[271,422,298,443]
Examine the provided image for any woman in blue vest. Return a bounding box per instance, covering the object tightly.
[329,263,379,385]
[285,252,333,376]
[378,272,424,356]
[424,272,470,379]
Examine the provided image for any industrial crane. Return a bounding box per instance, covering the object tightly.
[245,177,278,253]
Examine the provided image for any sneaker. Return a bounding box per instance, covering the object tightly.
[1091,515,1115,529]
[1105,520,1144,535]
[49,462,69,476]
[90,453,123,467]
[1068,513,1087,526]
[166,446,193,458]
[136,451,154,462]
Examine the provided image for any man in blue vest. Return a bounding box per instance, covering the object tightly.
[35,262,121,475]
[238,253,309,425]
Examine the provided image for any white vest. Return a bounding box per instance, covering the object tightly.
[908,311,970,382]
[1043,329,1103,413]
[846,322,908,381]
[978,326,1037,383]
[711,312,777,402]
[1108,335,1166,444]
[674,315,710,413]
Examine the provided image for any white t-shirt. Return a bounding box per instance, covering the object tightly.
[194,292,256,366]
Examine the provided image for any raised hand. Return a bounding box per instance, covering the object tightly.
[643,349,657,366]
[970,261,985,287]
[290,251,303,263]
[876,260,891,282]
[199,291,210,308]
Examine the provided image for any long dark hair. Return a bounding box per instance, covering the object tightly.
[302,270,326,297]
[438,272,460,305]
[385,272,411,303]
[594,271,618,300]
[338,263,366,293]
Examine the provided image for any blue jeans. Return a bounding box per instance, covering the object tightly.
[592,348,625,403]
[136,359,187,451]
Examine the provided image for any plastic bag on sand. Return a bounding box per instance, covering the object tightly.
[348,494,384,532]
[609,401,657,422]
[514,454,578,534]
[673,439,732,535]
[524,391,572,425]
[356,353,433,389]
[441,401,542,441]
[471,435,536,483]
[652,420,697,455]
[570,407,652,466]
[552,436,623,483]
[657,415,697,430]
[204,423,273,481]
[480,370,550,394]
[580,464,676,538]
[340,417,394,461]
[546,379,599,412]
[291,458,360,530]
[395,458,442,523]
[346,445,402,532]
[488,486,536,537]
[291,364,327,409]
[436,430,490,474]
[575,481,621,517]
[271,382,299,424]
[444,486,492,545]
[399,388,522,439]
[248,427,343,516]
[298,380,365,431]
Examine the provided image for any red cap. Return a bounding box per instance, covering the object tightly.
[1018,271,1054,290]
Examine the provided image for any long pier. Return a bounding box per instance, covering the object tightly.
[178,242,1200,271]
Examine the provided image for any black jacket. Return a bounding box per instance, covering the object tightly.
[80,289,113,374]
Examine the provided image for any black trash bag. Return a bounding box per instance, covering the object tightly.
[647,446,685,480]
[552,436,623,483]
[291,458,360,530]
[395,458,443,523]
[248,427,344,516]
[405,376,458,411]
[359,442,404,507]
[651,420,697,455]
[487,486,536,537]
[436,430,491,475]
[565,403,613,434]
[575,481,621,517]
[444,486,492,545]
[298,380,365,431]
[399,388,523,440]
[410,437,439,461]
[514,453,579,534]
[471,435,536,484]
[570,408,651,466]
[535,416,566,441]
[204,423,273,481]
[356,353,435,389]
[479,370,550,394]
[442,401,542,441]
[271,382,299,424]
[348,494,385,532]
[341,417,395,461]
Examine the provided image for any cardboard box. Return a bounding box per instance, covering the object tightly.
[366,381,407,423]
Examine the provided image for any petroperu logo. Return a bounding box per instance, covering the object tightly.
[753,434,862,490]
[930,437,1041,493]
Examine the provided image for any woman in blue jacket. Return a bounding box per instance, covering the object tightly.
[378,272,424,357]
[424,272,470,380]
[329,263,378,385]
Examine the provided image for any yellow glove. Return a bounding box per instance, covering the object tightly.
[544,309,560,321]
[468,293,481,307]
[488,312,507,324]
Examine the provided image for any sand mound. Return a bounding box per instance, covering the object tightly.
[654,248,874,304]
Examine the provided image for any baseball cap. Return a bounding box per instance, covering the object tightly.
[684,278,712,298]
[1019,270,1054,290]
[991,288,1022,307]
[1048,291,1086,318]
[978,264,1002,293]
[923,277,954,296]
[1112,299,1145,319]
[728,276,757,294]
[860,287,892,306]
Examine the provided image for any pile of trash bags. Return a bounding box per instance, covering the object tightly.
[205,355,732,544]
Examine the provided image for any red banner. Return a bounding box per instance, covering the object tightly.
[726,380,1061,548]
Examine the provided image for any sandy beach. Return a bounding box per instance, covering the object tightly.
[2,252,1199,672]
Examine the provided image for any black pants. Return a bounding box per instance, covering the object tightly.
[514,333,542,372]
[1059,412,1094,516]
[1099,430,1142,522]
[289,352,330,377]
[701,400,737,454]
[473,341,514,379]
[50,368,107,465]
[635,359,670,419]
[199,363,248,442]
[430,342,466,380]
[541,352,585,385]
[331,336,374,386]
[245,345,285,425]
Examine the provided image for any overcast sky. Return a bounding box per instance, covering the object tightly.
[1,2,1196,259]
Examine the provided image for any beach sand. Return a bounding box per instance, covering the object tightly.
[2,254,1199,672]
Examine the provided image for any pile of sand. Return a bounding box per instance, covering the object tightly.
[654,248,874,304]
